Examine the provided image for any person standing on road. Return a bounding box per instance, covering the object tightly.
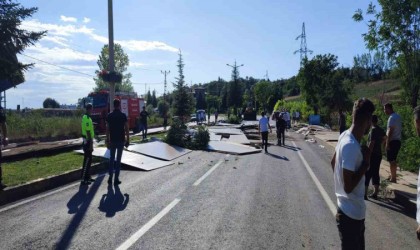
[339,109,346,134]
[413,105,420,240]
[384,103,402,183]
[140,106,149,140]
[215,110,218,123]
[81,103,95,185]
[331,98,375,250]
[106,99,130,185]
[0,106,9,190]
[259,111,272,153]
[276,114,287,146]
[163,112,168,131]
[364,115,386,200]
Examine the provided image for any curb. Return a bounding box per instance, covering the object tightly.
[0,162,107,207]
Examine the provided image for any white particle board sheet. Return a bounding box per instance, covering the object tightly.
[221,134,251,145]
[75,147,174,171]
[127,141,191,161]
[207,141,261,155]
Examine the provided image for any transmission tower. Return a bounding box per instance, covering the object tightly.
[294,22,313,66]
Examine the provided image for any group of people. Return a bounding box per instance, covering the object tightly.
[331,100,420,249]
[258,109,295,152]
[81,99,130,186]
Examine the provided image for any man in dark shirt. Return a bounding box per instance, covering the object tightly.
[276,113,287,146]
[139,106,149,140]
[365,115,386,199]
[0,107,8,190]
[106,99,129,185]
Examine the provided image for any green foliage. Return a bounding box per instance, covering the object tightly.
[164,117,188,147]
[93,43,134,92]
[298,54,353,114]
[353,0,419,107]
[6,110,82,141]
[0,0,46,85]
[254,81,272,111]
[146,104,154,115]
[189,125,210,150]
[43,98,60,108]
[172,50,194,120]
[399,137,420,172]
[273,100,312,123]
[157,100,169,116]
[2,152,101,187]
[227,115,242,124]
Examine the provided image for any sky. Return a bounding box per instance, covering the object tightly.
[6,0,377,108]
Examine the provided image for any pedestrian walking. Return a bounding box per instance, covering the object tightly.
[413,105,420,240]
[364,115,386,200]
[331,98,375,250]
[276,113,287,146]
[207,111,210,123]
[80,103,95,185]
[215,111,218,123]
[339,109,346,134]
[106,99,130,185]
[296,110,300,124]
[140,106,149,140]
[0,106,8,190]
[285,110,291,129]
[259,111,272,153]
[384,103,402,183]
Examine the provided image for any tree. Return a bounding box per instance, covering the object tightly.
[172,50,194,120]
[146,90,152,106]
[353,1,420,107]
[0,0,46,86]
[93,43,134,92]
[298,54,353,114]
[254,81,272,112]
[151,90,158,107]
[228,65,243,110]
[43,97,60,108]
[157,100,169,116]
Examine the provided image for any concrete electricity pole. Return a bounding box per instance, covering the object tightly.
[108,0,115,111]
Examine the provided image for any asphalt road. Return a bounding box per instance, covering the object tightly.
[0,132,419,249]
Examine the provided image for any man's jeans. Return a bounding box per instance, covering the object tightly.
[336,208,365,250]
[109,142,124,179]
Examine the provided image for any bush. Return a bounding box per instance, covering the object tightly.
[189,125,210,150]
[273,100,312,123]
[399,137,420,172]
[164,117,187,147]
[228,115,242,124]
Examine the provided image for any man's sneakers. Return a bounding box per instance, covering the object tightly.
[114,178,121,185]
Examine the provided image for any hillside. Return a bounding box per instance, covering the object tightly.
[284,79,401,104]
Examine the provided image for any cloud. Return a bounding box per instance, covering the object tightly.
[24,44,97,63]
[41,36,69,47]
[83,17,91,23]
[60,15,78,23]
[118,40,178,52]
[130,62,146,67]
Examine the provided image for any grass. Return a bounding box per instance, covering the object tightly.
[351,79,401,102]
[2,152,102,187]
[130,132,167,144]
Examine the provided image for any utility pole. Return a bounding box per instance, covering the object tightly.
[226,60,244,113]
[161,70,170,102]
[108,0,115,111]
[294,22,313,67]
[264,70,269,81]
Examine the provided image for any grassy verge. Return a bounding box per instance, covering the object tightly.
[2,152,102,187]
[130,132,167,144]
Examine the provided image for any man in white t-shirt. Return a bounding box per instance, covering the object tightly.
[259,111,272,153]
[331,98,375,250]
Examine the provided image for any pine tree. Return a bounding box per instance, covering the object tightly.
[172,50,194,121]
[0,0,46,86]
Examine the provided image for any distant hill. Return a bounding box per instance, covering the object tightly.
[284,79,401,104]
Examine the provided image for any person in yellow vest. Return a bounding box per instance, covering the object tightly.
[81,103,95,185]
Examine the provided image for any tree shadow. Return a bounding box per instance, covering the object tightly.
[98,184,129,217]
[57,175,105,249]
[266,152,289,161]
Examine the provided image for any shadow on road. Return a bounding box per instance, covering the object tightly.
[57,175,105,249]
[279,145,301,151]
[368,198,415,219]
[266,152,289,161]
[98,184,129,217]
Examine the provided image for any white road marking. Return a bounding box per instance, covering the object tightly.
[193,160,223,186]
[292,141,336,215]
[116,198,181,250]
[0,173,107,213]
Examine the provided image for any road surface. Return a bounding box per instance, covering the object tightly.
[0,132,419,249]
